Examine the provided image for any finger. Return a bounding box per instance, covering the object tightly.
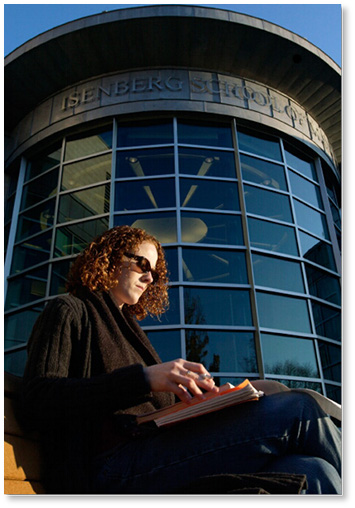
[184,369,218,393]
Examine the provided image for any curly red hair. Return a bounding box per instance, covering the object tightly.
[66,225,169,320]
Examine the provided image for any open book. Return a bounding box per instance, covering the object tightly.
[137,379,263,427]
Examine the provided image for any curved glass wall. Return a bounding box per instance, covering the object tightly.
[4,117,341,402]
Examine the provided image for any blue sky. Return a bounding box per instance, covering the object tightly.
[4,2,342,67]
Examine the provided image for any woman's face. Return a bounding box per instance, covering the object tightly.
[109,241,158,308]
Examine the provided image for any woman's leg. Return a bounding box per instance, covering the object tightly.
[91,391,341,494]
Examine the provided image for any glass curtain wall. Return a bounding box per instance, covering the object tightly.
[4,118,341,402]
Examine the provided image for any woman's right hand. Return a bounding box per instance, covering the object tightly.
[144,358,219,403]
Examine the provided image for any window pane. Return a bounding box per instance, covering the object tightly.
[25,145,62,181]
[182,248,248,284]
[181,211,244,246]
[318,341,341,383]
[284,145,317,181]
[325,384,341,404]
[180,178,239,211]
[240,154,287,191]
[4,306,43,348]
[116,148,174,178]
[294,200,329,240]
[141,287,180,326]
[305,265,341,305]
[179,148,237,178]
[252,253,304,293]
[261,333,319,378]
[54,217,109,257]
[146,330,181,362]
[11,231,52,274]
[299,231,336,271]
[114,212,177,243]
[117,121,173,147]
[64,129,112,161]
[163,247,178,282]
[50,258,74,296]
[61,153,111,191]
[58,184,110,224]
[21,168,59,210]
[248,217,298,256]
[5,266,48,311]
[270,378,321,392]
[288,170,323,209]
[186,330,257,373]
[178,120,233,147]
[244,184,293,223]
[4,349,28,377]
[330,202,341,229]
[115,178,175,211]
[184,287,252,326]
[311,301,341,341]
[257,292,311,333]
[237,129,282,161]
[16,198,55,241]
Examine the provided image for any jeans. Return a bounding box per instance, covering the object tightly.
[91,391,342,494]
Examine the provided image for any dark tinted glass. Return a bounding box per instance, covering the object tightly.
[114,211,177,243]
[248,217,298,256]
[330,202,341,229]
[294,200,329,240]
[240,154,287,191]
[4,349,28,376]
[184,287,252,326]
[21,168,59,210]
[61,153,111,191]
[5,266,48,310]
[311,301,341,341]
[58,184,110,224]
[4,306,43,348]
[305,265,341,305]
[237,129,282,161]
[288,170,323,209]
[182,248,248,284]
[180,178,239,211]
[25,145,62,181]
[261,333,319,378]
[50,258,74,296]
[117,121,173,147]
[256,292,311,333]
[163,247,179,281]
[284,145,317,181]
[146,330,181,362]
[116,148,174,178]
[185,330,257,373]
[181,211,244,246]
[252,253,304,293]
[270,378,321,391]
[179,148,237,178]
[325,384,341,404]
[16,198,55,241]
[299,231,336,271]
[54,217,109,257]
[65,129,112,161]
[11,231,52,274]
[244,184,293,223]
[318,341,341,382]
[141,287,180,326]
[115,178,175,211]
[178,121,233,147]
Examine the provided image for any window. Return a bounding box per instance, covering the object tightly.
[244,184,293,223]
[181,211,244,245]
[293,200,329,240]
[116,148,174,178]
[115,178,175,211]
[179,148,236,178]
[180,178,240,211]
[178,120,233,147]
[54,217,109,257]
[58,184,110,223]
[252,253,304,293]
[256,292,311,333]
[61,154,111,191]
[182,248,248,284]
[25,145,62,181]
[288,170,323,209]
[284,144,317,181]
[237,129,282,161]
[117,121,173,147]
[248,217,298,256]
[240,154,287,191]
[298,231,336,271]
[65,129,112,161]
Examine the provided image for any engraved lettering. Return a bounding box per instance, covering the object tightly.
[190,77,206,93]
[115,80,129,95]
[166,76,183,91]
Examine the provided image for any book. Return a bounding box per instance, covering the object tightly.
[137,379,264,427]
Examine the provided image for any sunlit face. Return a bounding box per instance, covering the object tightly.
[109,241,158,308]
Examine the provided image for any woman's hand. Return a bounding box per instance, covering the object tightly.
[145,359,219,403]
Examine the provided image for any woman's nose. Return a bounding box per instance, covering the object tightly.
[142,271,154,283]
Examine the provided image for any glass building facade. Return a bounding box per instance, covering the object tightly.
[4,6,341,403]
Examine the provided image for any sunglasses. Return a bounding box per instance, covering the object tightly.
[124,252,159,283]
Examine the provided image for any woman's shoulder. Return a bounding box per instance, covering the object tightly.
[44,293,89,319]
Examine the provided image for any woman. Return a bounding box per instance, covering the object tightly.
[21,226,341,494]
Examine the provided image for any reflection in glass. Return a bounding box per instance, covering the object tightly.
[318,342,341,383]
[261,333,319,378]
[305,265,341,305]
[298,231,336,271]
[181,212,243,245]
[252,253,304,293]
[146,330,181,362]
[65,129,112,161]
[4,306,43,348]
[237,129,282,161]
[11,231,52,274]
[325,384,341,404]
[311,301,341,341]
[163,247,178,282]
[182,248,248,284]
[288,170,323,209]
[284,145,317,181]
[114,212,177,243]
[5,266,48,311]
[116,148,174,178]
[180,178,239,211]
[117,121,173,147]
[141,287,180,326]
[270,378,321,391]
[330,202,341,229]
[178,120,233,147]
[248,217,298,256]
[50,258,74,296]
[25,145,62,181]
[58,184,110,223]
[184,287,252,326]
[21,168,59,210]
[16,199,55,241]
[186,330,257,373]
[4,349,29,377]
[179,148,237,178]
[294,200,329,240]
[244,184,293,223]
[61,154,111,191]
[115,178,175,211]
[257,292,311,333]
[240,154,287,191]
[54,217,109,257]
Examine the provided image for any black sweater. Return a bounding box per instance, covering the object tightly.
[21,287,174,493]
